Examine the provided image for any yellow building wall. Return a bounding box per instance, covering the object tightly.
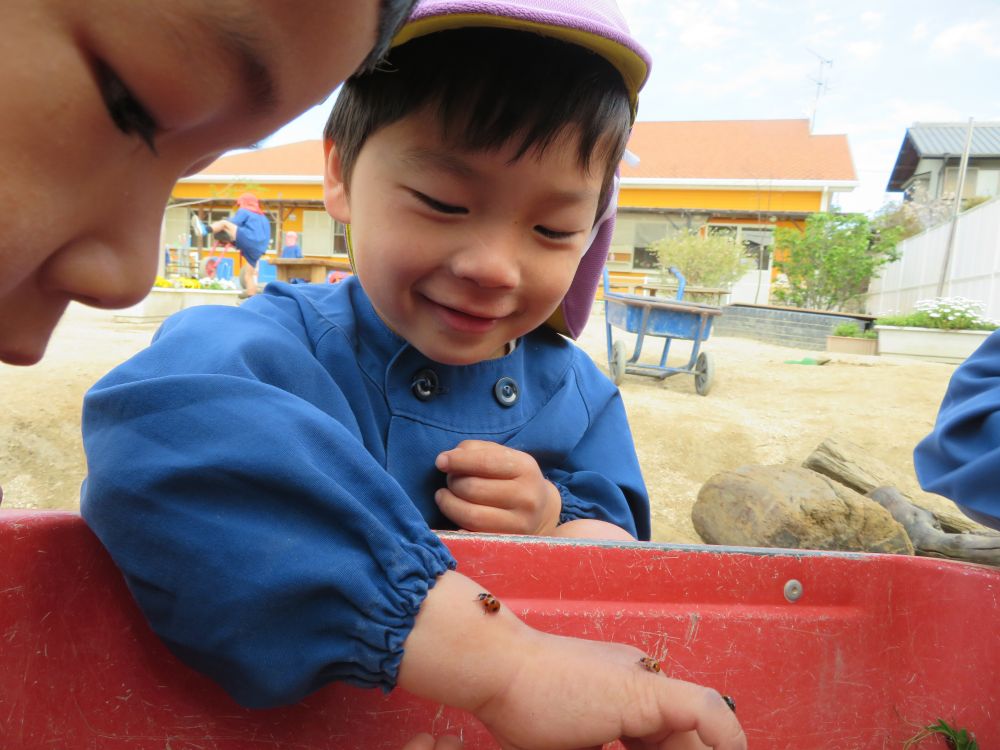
[173,183,824,214]
[618,187,823,213]
[172,182,324,203]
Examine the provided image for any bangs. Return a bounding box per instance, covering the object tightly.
[327,28,632,206]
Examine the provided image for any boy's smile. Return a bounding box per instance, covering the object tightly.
[324,109,605,366]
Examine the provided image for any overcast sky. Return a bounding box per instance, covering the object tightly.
[265,0,1000,215]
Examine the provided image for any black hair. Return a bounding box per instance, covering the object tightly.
[357,0,421,73]
[325,28,632,218]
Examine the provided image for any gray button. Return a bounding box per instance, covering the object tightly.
[411,369,440,402]
[493,377,519,407]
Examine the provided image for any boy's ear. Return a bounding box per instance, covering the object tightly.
[322,140,351,223]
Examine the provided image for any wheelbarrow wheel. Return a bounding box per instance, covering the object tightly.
[610,340,627,385]
[694,351,714,396]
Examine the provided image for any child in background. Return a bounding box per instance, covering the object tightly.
[193,193,271,297]
[280,230,304,258]
[81,1,745,747]
[914,331,1000,530]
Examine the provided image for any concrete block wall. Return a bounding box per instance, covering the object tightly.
[712,305,871,350]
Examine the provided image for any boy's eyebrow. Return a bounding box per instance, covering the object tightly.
[401,148,478,179]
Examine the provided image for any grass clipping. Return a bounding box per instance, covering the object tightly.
[904,719,978,750]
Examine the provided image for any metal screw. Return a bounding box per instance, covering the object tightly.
[783,579,803,603]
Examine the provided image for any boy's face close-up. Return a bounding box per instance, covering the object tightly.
[324,108,606,366]
[0,0,383,366]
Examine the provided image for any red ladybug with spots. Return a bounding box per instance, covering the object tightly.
[477,592,501,614]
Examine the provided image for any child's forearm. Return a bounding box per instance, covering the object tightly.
[397,570,533,711]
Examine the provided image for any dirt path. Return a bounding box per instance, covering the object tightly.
[0,302,957,543]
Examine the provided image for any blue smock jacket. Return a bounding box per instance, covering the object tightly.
[914,329,1000,530]
[230,208,270,264]
[81,277,650,707]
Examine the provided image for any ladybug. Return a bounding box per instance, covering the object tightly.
[477,592,501,614]
[722,695,736,713]
[638,656,661,673]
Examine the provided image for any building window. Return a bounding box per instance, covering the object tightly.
[975,169,1000,198]
[942,167,980,200]
[707,224,774,270]
[607,216,674,270]
[333,221,348,254]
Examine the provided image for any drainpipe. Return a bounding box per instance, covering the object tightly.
[937,118,975,297]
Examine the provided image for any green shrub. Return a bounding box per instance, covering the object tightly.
[833,322,877,339]
[773,212,901,311]
[650,232,749,288]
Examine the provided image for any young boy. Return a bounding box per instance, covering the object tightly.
[0,0,417,367]
[81,1,745,747]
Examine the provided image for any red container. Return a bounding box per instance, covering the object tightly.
[2,510,998,749]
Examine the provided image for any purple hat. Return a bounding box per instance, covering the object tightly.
[394,0,651,338]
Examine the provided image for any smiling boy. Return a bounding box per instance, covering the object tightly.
[81,1,745,747]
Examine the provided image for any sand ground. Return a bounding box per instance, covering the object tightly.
[0,300,958,543]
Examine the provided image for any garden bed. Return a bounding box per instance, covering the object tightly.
[875,325,992,364]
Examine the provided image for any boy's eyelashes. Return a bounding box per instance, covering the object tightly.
[535,226,578,241]
[411,190,468,215]
[94,59,159,154]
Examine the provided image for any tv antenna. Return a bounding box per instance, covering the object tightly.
[807,49,833,131]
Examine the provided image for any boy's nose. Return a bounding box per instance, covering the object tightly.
[40,221,161,310]
[450,228,521,289]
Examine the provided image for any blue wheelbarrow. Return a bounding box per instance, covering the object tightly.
[603,267,722,395]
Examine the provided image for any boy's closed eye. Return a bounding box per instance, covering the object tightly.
[94,59,159,154]
[411,190,582,242]
[534,226,580,241]
[411,190,469,215]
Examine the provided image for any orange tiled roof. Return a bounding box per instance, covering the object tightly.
[198,141,326,176]
[194,120,856,183]
[623,119,855,182]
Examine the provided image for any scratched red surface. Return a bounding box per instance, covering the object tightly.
[1,510,997,749]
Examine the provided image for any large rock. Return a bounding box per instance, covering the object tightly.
[693,464,914,554]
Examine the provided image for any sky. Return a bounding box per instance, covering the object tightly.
[263,0,1000,215]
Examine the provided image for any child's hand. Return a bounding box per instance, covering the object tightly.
[475,631,743,750]
[434,441,561,535]
[399,572,746,750]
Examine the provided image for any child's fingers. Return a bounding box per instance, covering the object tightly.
[435,488,526,533]
[633,682,746,750]
[436,441,526,479]
[445,474,517,508]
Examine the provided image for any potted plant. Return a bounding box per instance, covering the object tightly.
[875,297,998,363]
[826,322,878,355]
